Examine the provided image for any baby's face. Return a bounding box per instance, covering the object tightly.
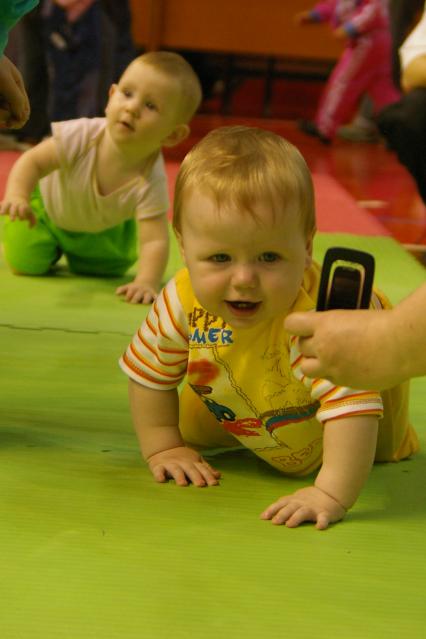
[177,188,313,329]
[105,60,184,154]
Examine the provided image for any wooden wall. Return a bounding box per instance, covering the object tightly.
[129,0,342,62]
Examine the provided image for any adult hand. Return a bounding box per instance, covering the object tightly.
[0,55,30,129]
[284,309,401,389]
[147,446,221,487]
[260,485,346,530]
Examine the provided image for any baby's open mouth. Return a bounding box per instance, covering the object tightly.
[119,121,133,130]
[226,300,260,312]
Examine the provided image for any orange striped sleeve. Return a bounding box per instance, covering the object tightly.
[120,353,181,387]
[145,316,157,337]
[119,278,189,390]
[128,343,183,380]
[319,390,377,407]
[163,286,188,341]
[324,409,382,422]
[137,330,187,366]
[290,330,383,424]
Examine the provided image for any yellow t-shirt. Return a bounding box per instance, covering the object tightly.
[120,265,417,475]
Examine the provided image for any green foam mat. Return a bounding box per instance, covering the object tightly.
[1,227,426,638]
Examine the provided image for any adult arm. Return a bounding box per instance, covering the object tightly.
[401,55,426,92]
[284,282,426,389]
[400,6,426,92]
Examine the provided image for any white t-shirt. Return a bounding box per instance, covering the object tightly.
[399,5,426,70]
[39,118,170,233]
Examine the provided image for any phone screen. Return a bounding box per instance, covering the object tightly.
[326,266,362,310]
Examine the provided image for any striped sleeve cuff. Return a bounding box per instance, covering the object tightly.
[119,278,189,390]
[290,335,384,424]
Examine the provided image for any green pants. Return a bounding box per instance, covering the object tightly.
[2,187,137,277]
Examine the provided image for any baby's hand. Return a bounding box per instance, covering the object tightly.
[260,486,346,530]
[0,197,36,226]
[116,279,158,304]
[147,446,221,487]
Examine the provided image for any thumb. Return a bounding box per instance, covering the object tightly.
[284,312,316,337]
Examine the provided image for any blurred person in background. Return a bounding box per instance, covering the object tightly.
[1,0,135,149]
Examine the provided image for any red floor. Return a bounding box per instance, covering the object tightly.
[167,115,426,248]
[166,74,426,249]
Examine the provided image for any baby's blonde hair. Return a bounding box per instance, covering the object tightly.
[131,51,202,123]
[173,126,316,236]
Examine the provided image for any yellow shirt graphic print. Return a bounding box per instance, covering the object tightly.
[186,301,324,476]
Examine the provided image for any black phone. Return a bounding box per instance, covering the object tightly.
[317,247,375,311]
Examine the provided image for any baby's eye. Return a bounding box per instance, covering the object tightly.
[145,101,157,111]
[259,252,281,263]
[209,253,230,263]
[122,89,133,98]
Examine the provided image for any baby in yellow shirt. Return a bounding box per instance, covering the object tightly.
[120,126,418,529]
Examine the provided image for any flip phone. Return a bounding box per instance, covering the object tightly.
[316,247,375,311]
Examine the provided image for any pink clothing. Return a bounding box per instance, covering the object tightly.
[53,1,96,23]
[310,0,400,138]
[312,0,390,33]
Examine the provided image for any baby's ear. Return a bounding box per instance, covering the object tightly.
[105,84,117,114]
[175,230,184,259]
[174,230,187,264]
[162,124,190,148]
[108,84,118,98]
[305,230,315,267]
